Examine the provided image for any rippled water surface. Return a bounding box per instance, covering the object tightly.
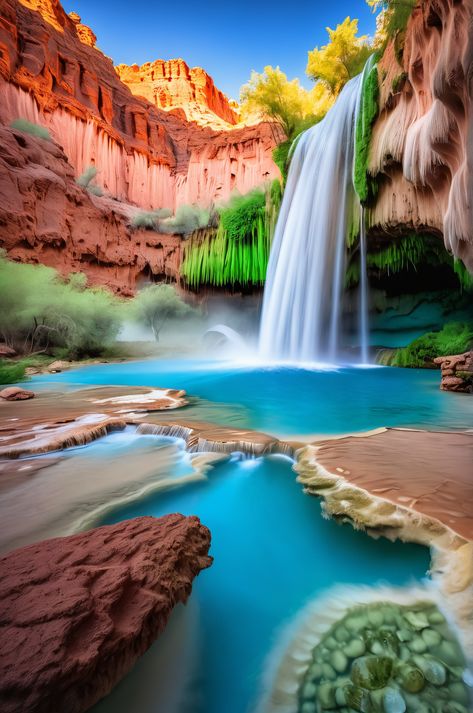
[33,360,473,435]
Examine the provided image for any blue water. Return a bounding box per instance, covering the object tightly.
[99,454,430,713]
[33,360,473,435]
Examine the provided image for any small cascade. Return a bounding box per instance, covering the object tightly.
[259,70,372,364]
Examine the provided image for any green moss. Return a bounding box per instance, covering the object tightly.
[180,185,280,289]
[453,259,473,291]
[273,140,292,182]
[298,601,468,713]
[391,322,473,368]
[11,118,51,141]
[354,63,379,204]
[391,72,408,93]
[0,360,27,385]
[386,0,416,38]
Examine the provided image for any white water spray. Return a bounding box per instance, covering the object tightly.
[259,72,371,363]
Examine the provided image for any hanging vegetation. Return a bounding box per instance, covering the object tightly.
[345,233,473,292]
[353,61,379,204]
[391,322,473,368]
[180,183,281,290]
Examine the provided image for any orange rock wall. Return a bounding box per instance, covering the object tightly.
[0,0,279,211]
[368,0,473,269]
[116,59,239,129]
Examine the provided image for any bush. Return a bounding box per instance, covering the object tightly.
[0,255,122,359]
[11,118,51,141]
[219,190,266,242]
[130,209,173,230]
[159,205,210,236]
[392,323,473,368]
[0,360,26,385]
[76,166,104,197]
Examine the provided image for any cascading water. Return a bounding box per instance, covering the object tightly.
[259,72,370,363]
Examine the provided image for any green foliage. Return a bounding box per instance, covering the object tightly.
[11,118,51,141]
[76,166,104,197]
[354,62,379,204]
[0,256,121,359]
[160,205,210,236]
[307,18,373,95]
[130,284,194,341]
[219,190,266,241]
[454,259,473,291]
[273,140,293,182]
[391,71,407,93]
[0,360,26,385]
[180,185,280,289]
[130,209,173,230]
[367,0,416,54]
[392,322,473,368]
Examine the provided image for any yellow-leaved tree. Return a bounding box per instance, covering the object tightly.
[240,65,333,141]
[306,17,372,95]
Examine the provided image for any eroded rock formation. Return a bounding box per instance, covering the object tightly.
[116,59,239,129]
[434,351,473,393]
[0,514,212,713]
[0,123,182,293]
[368,0,473,269]
[0,0,278,211]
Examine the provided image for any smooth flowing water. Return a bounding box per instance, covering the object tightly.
[33,361,473,436]
[259,76,363,362]
[92,453,429,713]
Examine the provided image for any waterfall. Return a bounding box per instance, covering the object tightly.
[259,72,369,363]
[359,206,370,364]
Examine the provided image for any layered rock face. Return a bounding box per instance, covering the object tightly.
[0,0,278,211]
[434,351,473,393]
[368,0,473,269]
[0,123,181,294]
[0,514,212,713]
[116,59,239,129]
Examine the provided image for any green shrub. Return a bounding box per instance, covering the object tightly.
[385,0,416,37]
[160,205,210,236]
[76,166,104,197]
[130,208,173,230]
[219,190,266,241]
[354,61,379,204]
[392,323,473,368]
[11,118,51,141]
[0,360,27,385]
[0,256,122,359]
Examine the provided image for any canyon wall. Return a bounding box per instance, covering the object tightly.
[0,122,182,294]
[368,0,473,269]
[0,0,278,212]
[116,59,239,129]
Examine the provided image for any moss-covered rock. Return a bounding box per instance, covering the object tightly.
[297,601,468,713]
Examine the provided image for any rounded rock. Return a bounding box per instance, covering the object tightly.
[383,688,406,713]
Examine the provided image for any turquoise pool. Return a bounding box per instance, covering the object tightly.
[92,453,430,713]
[33,360,473,435]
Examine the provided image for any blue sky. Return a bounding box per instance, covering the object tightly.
[63,1,377,101]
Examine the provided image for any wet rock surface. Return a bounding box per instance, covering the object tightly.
[0,514,212,713]
[0,386,35,401]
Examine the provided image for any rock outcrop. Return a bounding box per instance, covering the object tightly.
[434,351,473,393]
[0,387,35,400]
[0,123,182,293]
[0,514,212,713]
[116,59,239,129]
[368,0,473,269]
[0,0,278,211]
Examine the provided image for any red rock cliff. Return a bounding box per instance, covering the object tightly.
[0,122,182,294]
[0,0,278,210]
[0,514,212,713]
[116,59,239,129]
[367,0,473,269]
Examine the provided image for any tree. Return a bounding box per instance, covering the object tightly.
[240,66,333,141]
[131,284,194,342]
[306,18,372,95]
